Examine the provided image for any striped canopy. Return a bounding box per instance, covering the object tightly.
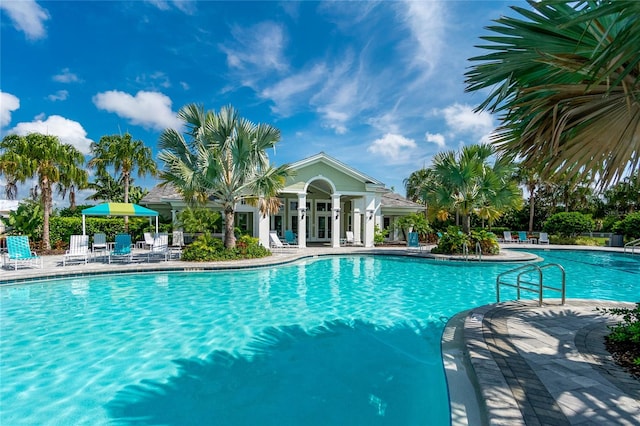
[82,203,158,217]
[81,203,158,235]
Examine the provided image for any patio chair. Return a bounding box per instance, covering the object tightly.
[518,231,531,243]
[63,235,89,266]
[170,230,184,259]
[148,233,170,262]
[4,235,42,270]
[502,231,516,243]
[284,230,298,245]
[345,231,355,245]
[269,231,297,252]
[109,233,133,264]
[139,232,155,250]
[407,231,426,252]
[538,232,550,244]
[92,233,107,252]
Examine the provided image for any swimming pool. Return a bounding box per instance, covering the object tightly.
[1,250,638,425]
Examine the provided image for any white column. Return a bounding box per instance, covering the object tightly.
[352,197,363,245]
[298,193,307,248]
[331,194,341,248]
[257,198,270,248]
[364,195,376,248]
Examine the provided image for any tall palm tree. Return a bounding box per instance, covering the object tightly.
[516,166,542,232]
[88,133,157,228]
[57,145,89,211]
[0,133,88,250]
[465,0,640,187]
[158,104,291,249]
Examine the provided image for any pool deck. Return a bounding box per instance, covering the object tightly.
[1,243,638,424]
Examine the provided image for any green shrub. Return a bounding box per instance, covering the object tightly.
[395,213,431,241]
[543,212,595,237]
[177,207,221,234]
[596,303,640,345]
[6,200,43,240]
[374,225,389,245]
[181,234,270,261]
[470,229,500,254]
[431,226,470,254]
[548,235,601,246]
[612,212,640,239]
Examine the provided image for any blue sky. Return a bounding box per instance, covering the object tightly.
[1,0,519,204]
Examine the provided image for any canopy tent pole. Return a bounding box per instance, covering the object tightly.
[156,216,159,234]
[82,215,86,235]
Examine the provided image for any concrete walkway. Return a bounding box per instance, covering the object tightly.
[1,244,638,425]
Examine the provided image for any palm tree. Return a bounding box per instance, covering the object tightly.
[57,145,89,211]
[88,133,157,228]
[0,133,87,250]
[430,144,521,233]
[516,166,542,232]
[158,104,292,249]
[465,0,640,187]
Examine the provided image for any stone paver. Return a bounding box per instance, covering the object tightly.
[463,300,640,425]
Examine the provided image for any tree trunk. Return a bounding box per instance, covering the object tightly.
[224,208,236,249]
[528,192,535,232]
[123,172,130,231]
[42,179,52,251]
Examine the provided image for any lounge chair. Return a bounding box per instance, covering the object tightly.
[170,230,184,259]
[284,230,298,245]
[109,233,133,263]
[269,231,297,252]
[3,235,42,270]
[538,232,550,244]
[92,233,107,252]
[63,235,89,266]
[139,232,155,250]
[502,231,516,243]
[518,231,531,243]
[148,233,170,262]
[407,232,426,252]
[344,231,355,246]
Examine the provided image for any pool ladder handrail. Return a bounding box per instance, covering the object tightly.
[462,242,482,261]
[624,238,640,254]
[496,263,566,306]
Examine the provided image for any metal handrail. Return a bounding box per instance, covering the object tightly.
[496,263,566,306]
[463,242,469,261]
[624,238,640,255]
[475,241,482,261]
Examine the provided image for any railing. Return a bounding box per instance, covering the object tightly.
[462,242,482,261]
[476,241,482,261]
[624,238,640,255]
[496,263,566,306]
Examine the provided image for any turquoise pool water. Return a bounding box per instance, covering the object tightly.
[1,251,638,425]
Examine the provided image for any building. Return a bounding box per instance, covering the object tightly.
[141,152,423,248]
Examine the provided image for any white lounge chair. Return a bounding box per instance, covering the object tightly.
[538,232,550,244]
[345,231,355,246]
[502,231,516,243]
[170,230,184,259]
[63,235,89,266]
[148,233,170,262]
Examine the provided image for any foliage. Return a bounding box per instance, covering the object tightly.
[548,235,601,246]
[543,212,595,237]
[395,213,431,241]
[0,133,88,249]
[466,1,640,187]
[58,204,95,217]
[597,303,640,346]
[373,225,389,245]
[603,173,640,216]
[612,212,640,239]
[158,104,291,249]
[470,229,500,255]
[5,199,43,239]
[176,207,221,234]
[431,226,470,255]
[181,233,270,262]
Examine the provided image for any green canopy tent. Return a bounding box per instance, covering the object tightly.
[81,203,159,235]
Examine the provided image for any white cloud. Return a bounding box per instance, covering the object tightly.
[47,90,69,102]
[221,21,288,74]
[145,0,196,14]
[259,63,327,116]
[8,115,93,154]
[0,92,20,127]
[0,0,49,40]
[367,133,417,163]
[52,68,80,83]
[440,103,495,140]
[135,71,171,89]
[92,90,182,132]
[400,1,446,75]
[425,132,445,148]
